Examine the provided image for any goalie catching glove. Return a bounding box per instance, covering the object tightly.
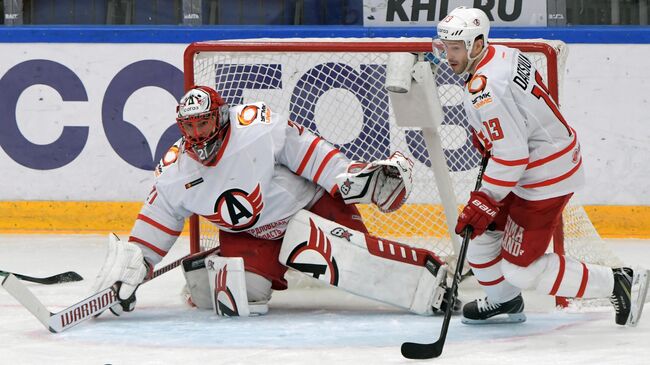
[335,151,414,213]
[91,233,152,316]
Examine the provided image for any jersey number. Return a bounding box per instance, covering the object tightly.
[482,118,504,141]
[530,71,572,135]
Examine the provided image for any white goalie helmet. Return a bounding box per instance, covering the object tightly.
[436,7,490,70]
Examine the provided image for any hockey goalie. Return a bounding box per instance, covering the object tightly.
[91,85,450,317]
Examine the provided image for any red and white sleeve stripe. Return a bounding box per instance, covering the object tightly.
[129,197,185,265]
[277,122,350,195]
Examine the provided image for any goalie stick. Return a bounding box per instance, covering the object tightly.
[1,253,189,333]
[0,270,83,285]
[401,155,490,360]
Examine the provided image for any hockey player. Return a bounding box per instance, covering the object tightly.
[436,6,648,326]
[92,85,449,317]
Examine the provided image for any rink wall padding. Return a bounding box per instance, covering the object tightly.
[0,25,648,44]
[1,202,648,239]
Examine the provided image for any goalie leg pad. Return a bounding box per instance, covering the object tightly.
[205,255,269,316]
[181,247,219,309]
[279,210,448,315]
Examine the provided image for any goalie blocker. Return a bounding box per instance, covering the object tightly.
[279,210,449,315]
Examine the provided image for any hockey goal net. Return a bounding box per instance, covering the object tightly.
[183,38,621,306]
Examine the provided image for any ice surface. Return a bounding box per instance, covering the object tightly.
[1,235,649,365]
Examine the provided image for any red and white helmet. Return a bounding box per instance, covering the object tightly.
[176,86,229,162]
[436,7,490,70]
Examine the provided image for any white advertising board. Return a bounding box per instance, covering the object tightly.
[0,42,646,205]
[363,0,547,27]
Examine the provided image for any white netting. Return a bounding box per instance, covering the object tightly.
[185,39,622,282]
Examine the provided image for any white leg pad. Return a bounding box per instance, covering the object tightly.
[181,248,218,309]
[205,255,269,316]
[279,210,448,315]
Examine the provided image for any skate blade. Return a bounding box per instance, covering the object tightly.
[628,268,650,327]
[461,312,527,325]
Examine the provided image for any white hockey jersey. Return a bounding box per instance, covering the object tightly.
[130,102,349,265]
[465,45,584,202]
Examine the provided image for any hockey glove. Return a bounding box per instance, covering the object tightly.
[455,191,501,239]
[91,233,153,316]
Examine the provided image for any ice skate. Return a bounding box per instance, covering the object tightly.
[462,293,526,324]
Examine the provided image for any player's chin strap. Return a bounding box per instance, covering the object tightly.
[463,44,488,74]
[279,209,449,315]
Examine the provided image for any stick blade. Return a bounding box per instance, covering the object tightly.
[57,271,84,283]
[1,274,54,331]
[401,341,443,359]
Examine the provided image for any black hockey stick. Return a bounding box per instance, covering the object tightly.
[401,155,490,359]
[0,270,83,285]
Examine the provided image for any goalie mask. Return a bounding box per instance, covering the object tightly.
[176,86,230,164]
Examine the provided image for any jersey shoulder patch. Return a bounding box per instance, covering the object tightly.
[467,73,494,110]
[231,102,273,128]
[155,138,183,178]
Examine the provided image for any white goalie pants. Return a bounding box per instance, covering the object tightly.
[467,230,615,303]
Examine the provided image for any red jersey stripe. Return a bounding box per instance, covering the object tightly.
[549,255,566,296]
[477,276,505,286]
[129,236,168,257]
[476,45,496,71]
[296,137,322,176]
[313,149,340,184]
[468,254,502,269]
[137,214,182,236]
[521,158,582,189]
[492,156,529,167]
[483,174,518,187]
[527,130,577,169]
[576,263,589,298]
[329,184,339,197]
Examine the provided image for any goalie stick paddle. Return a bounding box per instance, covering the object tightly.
[1,253,189,333]
[401,155,490,360]
[0,270,83,285]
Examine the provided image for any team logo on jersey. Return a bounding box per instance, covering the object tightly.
[468,74,487,94]
[471,91,493,109]
[331,227,353,242]
[236,103,271,127]
[155,142,182,177]
[572,144,581,164]
[339,178,353,196]
[285,218,339,286]
[202,184,264,231]
[212,263,240,316]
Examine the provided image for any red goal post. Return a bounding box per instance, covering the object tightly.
[182,38,621,307]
